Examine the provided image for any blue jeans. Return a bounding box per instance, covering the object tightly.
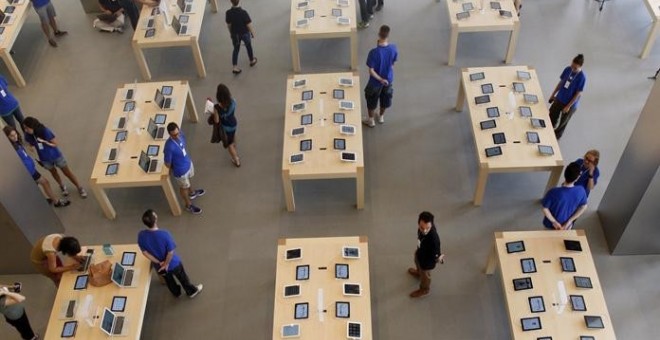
[1,106,25,132]
[231,33,255,66]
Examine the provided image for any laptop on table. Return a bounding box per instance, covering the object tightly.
[154,89,176,110]
[100,308,128,336]
[138,151,160,174]
[111,263,138,288]
[172,15,189,35]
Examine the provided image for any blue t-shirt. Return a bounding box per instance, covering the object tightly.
[0,76,20,116]
[137,229,182,271]
[215,100,237,133]
[542,186,588,228]
[366,43,398,87]
[24,127,63,162]
[16,145,38,176]
[164,132,192,177]
[574,158,599,197]
[556,67,586,108]
[31,0,51,9]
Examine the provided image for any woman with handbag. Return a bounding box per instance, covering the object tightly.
[30,234,83,286]
[93,0,126,33]
[212,84,241,167]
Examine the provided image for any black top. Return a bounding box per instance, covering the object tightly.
[225,6,252,36]
[415,225,441,270]
[99,0,122,13]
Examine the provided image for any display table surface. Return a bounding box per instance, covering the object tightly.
[641,0,660,58]
[0,0,32,87]
[485,230,617,340]
[132,0,218,80]
[273,236,373,340]
[445,0,520,65]
[281,72,364,211]
[44,244,152,340]
[455,65,563,205]
[89,81,198,219]
[289,0,357,72]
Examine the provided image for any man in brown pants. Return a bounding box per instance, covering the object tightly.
[408,211,443,298]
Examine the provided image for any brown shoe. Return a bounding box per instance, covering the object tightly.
[407,268,420,278]
[409,289,430,298]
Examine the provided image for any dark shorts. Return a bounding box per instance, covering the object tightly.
[364,83,393,110]
[223,131,236,149]
[32,171,42,182]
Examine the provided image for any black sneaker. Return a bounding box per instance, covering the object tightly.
[54,199,71,208]
[189,189,205,200]
[375,4,383,11]
[186,204,202,215]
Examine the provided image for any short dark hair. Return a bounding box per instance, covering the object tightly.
[418,211,434,224]
[142,209,157,228]
[378,25,390,40]
[58,236,81,257]
[230,0,239,5]
[215,84,232,108]
[564,162,581,183]
[22,116,47,138]
[572,54,584,66]
[166,122,179,133]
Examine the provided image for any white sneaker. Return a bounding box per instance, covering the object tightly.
[378,115,384,124]
[362,118,375,128]
[189,284,203,298]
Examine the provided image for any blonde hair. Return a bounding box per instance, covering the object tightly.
[585,149,600,166]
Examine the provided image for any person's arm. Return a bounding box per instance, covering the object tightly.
[46,252,77,273]
[159,250,175,272]
[586,166,597,191]
[561,91,582,113]
[247,23,255,38]
[98,2,112,14]
[542,208,562,230]
[563,204,588,230]
[548,81,562,103]
[212,107,220,124]
[140,250,161,266]
[0,289,26,306]
[134,0,158,6]
[369,68,389,86]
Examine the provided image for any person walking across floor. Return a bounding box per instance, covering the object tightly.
[547,54,586,139]
[164,122,205,214]
[22,117,87,199]
[408,211,443,298]
[4,126,70,207]
[0,286,38,340]
[0,75,25,132]
[29,0,67,47]
[212,84,241,167]
[226,0,257,74]
[573,149,600,197]
[30,234,83,286]
[138,209,203,298]
[362,25,398,128]
[541,162,588,230]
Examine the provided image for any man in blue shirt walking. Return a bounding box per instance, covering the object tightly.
[542,162,588,230]
[548,54,586,139]
[362,25,398,128]
[164,123,205,215]
[0,75,25,131]
[138,209,203,298]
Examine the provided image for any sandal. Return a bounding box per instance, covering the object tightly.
[232,68,242,74]
[231,158,241,168]
[249,58,258,67]
[54,30,68,37]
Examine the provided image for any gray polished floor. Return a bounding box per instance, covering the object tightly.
[1,0,660,339]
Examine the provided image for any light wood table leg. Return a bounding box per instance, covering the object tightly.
[185,85,199,123]
[448,24,459,66]
[356,166,364,209]
[473,163,489,206]
[210,0,218,13]
[545,164,564,193]
[350,29,358,71]
[161,175,182,216]
[484,241,499,275]
[132,41,152,80]
[290,32,301,73]
[90,180,116,220]
[455,76,465,111]
[191,39,207,78]
[282,169,295,212]
[504,22,520,64]
[0,50,26,87]
[641,20,659,59]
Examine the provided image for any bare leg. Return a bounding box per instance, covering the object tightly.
[60,166,82,189]
[37,177,58,202]
[40,23,53,40]
[367,109,376,119]
[48,168,64,187]
[228,144,240,164]
[48,16,59,33]
[179,187,192,207]
[379,107,386,117]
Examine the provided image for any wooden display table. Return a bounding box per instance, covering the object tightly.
[485,230,617,339]
[289,0,357,72]
[281,72,364,212]
[44,244,152,340]
[455,66,563,206]
[89,81,198,219]
[0,0,32,87]
[445,0,520,66]
[131,0,218,80]
[273,236,372,340]
[641,0,660,58]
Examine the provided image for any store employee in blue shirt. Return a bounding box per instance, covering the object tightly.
[542,162,588,230]
[0,75,25,132]
[164,123,205,215]
[548,54,586,139]
[362,25,398,128]
[574,149,600,197]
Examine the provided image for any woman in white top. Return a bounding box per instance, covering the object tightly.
[29,234,82,286]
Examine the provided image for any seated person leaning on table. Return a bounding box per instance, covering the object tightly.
[541,162,588,230]
[29,234,83,287]
[93,0,126,33]
[0,286,38,340]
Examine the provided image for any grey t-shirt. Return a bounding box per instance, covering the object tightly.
[0,295,25,320]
